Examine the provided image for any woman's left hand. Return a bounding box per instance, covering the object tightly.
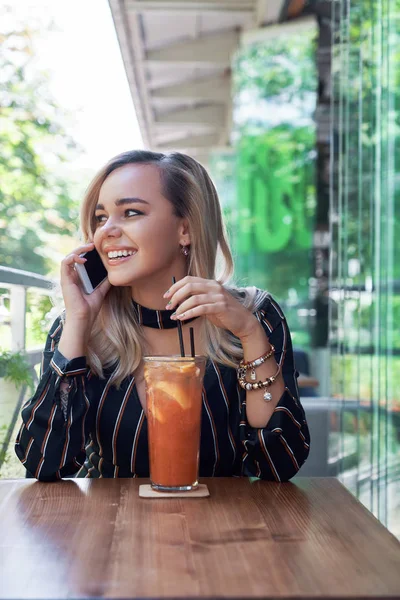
[164,276,259,340]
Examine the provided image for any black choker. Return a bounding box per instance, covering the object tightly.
[132,300,197,330]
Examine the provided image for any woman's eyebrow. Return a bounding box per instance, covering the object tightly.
[95,197,150,210]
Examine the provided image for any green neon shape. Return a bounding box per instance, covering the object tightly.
[236,135,312,254]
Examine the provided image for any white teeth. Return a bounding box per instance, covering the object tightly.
[107,249,135,259]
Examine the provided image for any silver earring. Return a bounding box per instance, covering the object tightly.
[181,245,190,256]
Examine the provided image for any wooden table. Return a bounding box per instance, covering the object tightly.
[1,477,400,599]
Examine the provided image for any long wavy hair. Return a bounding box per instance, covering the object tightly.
[71,150,267,387]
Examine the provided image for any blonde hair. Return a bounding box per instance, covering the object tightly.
[73,150,267,387]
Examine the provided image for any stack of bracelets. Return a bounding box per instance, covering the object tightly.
[237,344,280,401]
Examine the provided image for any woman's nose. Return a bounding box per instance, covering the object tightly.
[101,221,122,238]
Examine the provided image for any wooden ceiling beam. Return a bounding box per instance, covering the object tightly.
[145,29,239,64]
[155,104,225,126]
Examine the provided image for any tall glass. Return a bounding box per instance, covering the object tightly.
[143,355,206,492]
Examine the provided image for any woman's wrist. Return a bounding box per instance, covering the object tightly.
[239,319,271,353]
[58,323,88,361]
[237,314,264,343]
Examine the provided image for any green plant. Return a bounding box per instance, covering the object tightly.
[27,293,53,347]
[0,349,34,391]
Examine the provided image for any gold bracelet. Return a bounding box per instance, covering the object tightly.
[239,344,275,369]
[237,363,281,402]
[239,345,275,381]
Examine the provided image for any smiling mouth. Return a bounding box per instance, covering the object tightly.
[107,251,137,265]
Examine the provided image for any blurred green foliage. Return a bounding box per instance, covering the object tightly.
[0,348,34,390]
[210,26,317,342]
[329,1,400,529]
[233,35,316,127]
[330,0,400,360]
[0,19,81,275]
[27,292,53,347]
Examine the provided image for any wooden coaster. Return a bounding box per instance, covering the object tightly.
[139,484,210,498]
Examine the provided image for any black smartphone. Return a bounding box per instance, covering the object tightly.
[75,247,108,294]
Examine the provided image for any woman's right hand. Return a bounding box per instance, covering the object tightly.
[60,242,111,329]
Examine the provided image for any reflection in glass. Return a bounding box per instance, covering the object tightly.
[330,0,400,538]
[210,22,318,351]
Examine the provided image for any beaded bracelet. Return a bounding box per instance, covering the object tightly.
[239,344,275,381]
[239,344,275,369]
[237,364,281,401]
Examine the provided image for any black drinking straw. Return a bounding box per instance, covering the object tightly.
[190,327,195,358]
[172,276,185,357]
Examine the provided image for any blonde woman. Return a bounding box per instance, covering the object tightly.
[15,150,310,481]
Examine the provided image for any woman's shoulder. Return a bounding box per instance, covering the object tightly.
[229,285,286,329]
[253,290,286,331]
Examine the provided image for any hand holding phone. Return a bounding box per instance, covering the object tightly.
[75,247,108,294]
[60,242,111,328]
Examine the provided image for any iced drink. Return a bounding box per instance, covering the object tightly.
[143,355,206,492]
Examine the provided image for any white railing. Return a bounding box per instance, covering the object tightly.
[0,267,54,474]
[0,266,53,353]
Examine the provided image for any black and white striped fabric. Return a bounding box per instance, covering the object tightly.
[15,292,310,482]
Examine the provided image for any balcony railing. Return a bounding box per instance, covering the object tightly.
[0,266,54,475]
[0,266,53,352]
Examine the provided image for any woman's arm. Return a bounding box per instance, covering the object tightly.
[240,297,310,482]
[15,316,93,481]
[239,320,285,429]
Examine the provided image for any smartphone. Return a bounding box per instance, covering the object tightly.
[75,247,108,294]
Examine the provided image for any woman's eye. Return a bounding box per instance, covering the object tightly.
[94,209,143,224]
[125,209,143,217]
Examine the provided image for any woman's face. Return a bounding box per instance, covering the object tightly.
[93,163,188,289]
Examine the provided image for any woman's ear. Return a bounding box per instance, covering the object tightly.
[179,218,190,246]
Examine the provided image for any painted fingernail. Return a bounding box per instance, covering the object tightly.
[170,312,177,320]
[163,290,170,298]
[165,302,172,309]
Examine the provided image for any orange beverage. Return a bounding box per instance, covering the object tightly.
[144,355,206,492]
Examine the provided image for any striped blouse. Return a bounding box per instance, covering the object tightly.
[15,292,310,482]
